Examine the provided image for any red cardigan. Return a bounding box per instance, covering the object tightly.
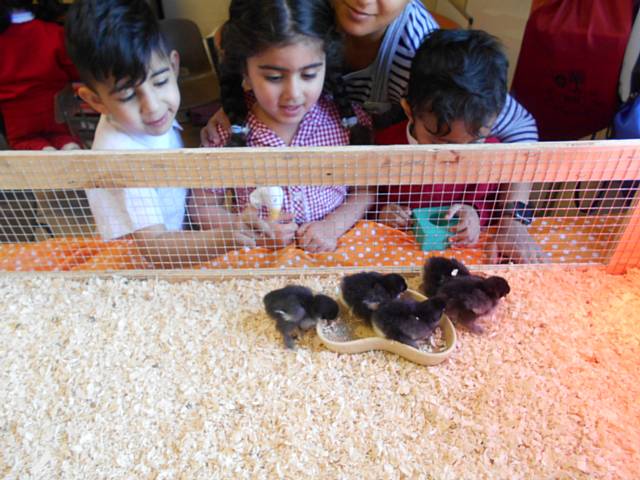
[375,120,499,226]
[0,18,78,148]
[0,18,77,102]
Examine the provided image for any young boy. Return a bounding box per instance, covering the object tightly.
[65,0,267,268]
[375,29,545,264]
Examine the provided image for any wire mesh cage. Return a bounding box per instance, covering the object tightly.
[0,141,638,277]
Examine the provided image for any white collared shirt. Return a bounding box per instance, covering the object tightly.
[406,122,418,145]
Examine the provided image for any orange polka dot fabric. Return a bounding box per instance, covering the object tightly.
[0,217,620,272]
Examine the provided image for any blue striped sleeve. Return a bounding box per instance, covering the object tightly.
[490,94,539,143]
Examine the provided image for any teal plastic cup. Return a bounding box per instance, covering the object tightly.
[412,206,459,251]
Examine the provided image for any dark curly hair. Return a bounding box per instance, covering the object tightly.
[0,0,64,32]
[64,0,170,90]
[406,29,508,138]
[219,0,370,146]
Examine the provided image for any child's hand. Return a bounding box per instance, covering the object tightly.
[378,203,412,229]
[240,207,297,249]
[237,205,272,239]
[446,204,481,246]
[200,108,230,147]
[261,214,298,250]
[296,220,339,253]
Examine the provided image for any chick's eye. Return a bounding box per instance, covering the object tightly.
[154,78,169,87]
[265,75,282,82]
[302,73,317,80]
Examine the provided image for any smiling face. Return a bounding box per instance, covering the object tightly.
[244,39,326,143]
[332,0,410,40]
[78,50,181,137]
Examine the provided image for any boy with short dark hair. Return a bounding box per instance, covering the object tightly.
[401,28,507,145]
[376,29,544,263]
[65,0,261,267]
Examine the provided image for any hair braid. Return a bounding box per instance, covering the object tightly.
[219,22,249,147]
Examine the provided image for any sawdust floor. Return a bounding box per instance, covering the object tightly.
[1,268,639,479]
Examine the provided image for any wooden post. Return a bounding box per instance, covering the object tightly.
[606,195,640,274]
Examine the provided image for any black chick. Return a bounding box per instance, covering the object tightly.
[340,272,407,323]
[436,275,510,333]
[371,296,446,348]
[263,285,339,349]
[422,256,471,297]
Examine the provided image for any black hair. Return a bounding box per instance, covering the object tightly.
[219,0,370,146]
[64,0,170,90]
[406,29,508,138]
[0,0,64,33]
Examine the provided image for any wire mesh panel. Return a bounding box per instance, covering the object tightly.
[0,141,638,276]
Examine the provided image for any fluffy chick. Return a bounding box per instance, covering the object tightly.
[372,296,446,347]
[340,272,407,323]
[436,275,510,333]
[422,256,471,297]
[263,285,339,349]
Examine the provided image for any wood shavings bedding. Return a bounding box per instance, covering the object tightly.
[1,268,639,479]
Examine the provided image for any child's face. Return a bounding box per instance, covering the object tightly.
[402,99,495,144]
[244,40,326,140]
[79,51,181,137]
[332,0,410,40]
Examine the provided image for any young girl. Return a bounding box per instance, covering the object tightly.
[0,0,79,151]
[189,0,374,254]
[204,0,538,143]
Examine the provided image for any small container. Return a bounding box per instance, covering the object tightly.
[316,289,457,366]
[412,206,459,252]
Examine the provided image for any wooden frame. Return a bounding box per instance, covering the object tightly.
[1,140,639,275]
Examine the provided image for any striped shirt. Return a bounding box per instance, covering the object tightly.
[343,0,538,143]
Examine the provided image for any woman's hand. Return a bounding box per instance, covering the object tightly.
[200,108,231,146]
[378,203,412,229]
[446,204,481,246]
[486,217,547,264]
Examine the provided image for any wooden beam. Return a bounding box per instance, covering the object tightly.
[1,140,639,189]
[606,194,640,274]
[0,263,573,282]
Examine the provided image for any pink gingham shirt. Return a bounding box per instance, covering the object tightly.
[209,94,371,224]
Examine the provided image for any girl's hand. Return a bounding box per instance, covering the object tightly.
[238,205,273,241]
[200,108,231,146]
[260,213,298,250]
[242,208,297,250]
[446,204,481,246]
[378,203,412,229]
[296,221,339,253]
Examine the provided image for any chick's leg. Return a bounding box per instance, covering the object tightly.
[276,320,299,349]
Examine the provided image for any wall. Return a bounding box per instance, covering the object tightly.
[162,0,230,36]
[432,0,532,85]
[160,0,532,83]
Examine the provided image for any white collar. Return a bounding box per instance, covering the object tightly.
[10,11,35,24]
[406,122,418,145]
